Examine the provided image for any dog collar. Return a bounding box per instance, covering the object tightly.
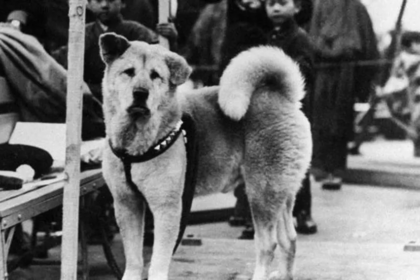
[109,120,185,163]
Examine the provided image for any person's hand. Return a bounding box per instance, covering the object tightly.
[0,22,21,31]
[156,22,178,41]
[80,139,104,165]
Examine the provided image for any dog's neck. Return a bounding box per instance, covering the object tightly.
[109,108,182,156]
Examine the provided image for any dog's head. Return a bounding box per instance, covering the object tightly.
[99,33,192,124]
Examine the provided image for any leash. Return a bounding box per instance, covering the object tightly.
[108,114,198,254]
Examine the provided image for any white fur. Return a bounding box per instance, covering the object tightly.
[218,46,306,120]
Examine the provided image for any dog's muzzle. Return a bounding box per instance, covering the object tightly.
[126,88,150,118]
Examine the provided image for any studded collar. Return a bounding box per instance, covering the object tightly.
[108,120,185,163]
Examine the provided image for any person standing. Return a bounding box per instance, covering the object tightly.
[309,0,379,190]
[265,0,317,234]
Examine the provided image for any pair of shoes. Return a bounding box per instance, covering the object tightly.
[228,216,247,227]
[311,167,328,182]
[348,145,361,155]
[295,211,317,234]
[239,224,254,240]
[321,174,342,190]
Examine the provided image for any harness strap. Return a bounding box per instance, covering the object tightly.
[109,114,198,254]
[173,114,198,253]
[121,159,148,205]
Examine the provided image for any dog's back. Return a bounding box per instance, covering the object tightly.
[182,46,312,197]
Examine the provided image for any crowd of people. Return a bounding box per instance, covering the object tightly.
[1,0,404,265]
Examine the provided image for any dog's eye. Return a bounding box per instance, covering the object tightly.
[122,68,135,77]
[150,70,161,80]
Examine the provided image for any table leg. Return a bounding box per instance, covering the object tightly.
[0,226,16,280]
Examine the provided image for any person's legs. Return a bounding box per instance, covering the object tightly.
[236,173,317,239]
[293,173,317,234]
[321,135,348,190]
[229,183,251,227]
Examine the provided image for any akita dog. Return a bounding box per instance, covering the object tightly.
[100,33,312,280]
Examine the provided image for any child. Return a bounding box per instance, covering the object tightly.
[265,0,317,234]
[266,0,314,89]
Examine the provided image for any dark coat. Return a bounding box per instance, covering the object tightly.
[309,0,379,171]
[0,29,105,140]
[215,0,272,73]
[267,19,315,120]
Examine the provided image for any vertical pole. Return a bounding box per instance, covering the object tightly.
[0,231,7,280]
[61,1,86,279]
[393,0,408,55]
[158,0,170,49]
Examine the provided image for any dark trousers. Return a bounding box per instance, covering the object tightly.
[233,172,312,222]
[293,172,312,216]
[312,133,348,173]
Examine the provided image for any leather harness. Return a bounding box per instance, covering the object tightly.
[108,114,198,253]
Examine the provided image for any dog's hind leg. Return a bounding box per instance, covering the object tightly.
[113,194,147,280]
[247,190,282,280]
[269,196,297,280]
[247,179,297,280]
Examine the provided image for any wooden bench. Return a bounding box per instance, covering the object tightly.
[0,169,104,280]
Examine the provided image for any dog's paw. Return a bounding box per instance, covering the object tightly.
[148,272,168,280]
[122,270,144,280]
[268,271,293,280]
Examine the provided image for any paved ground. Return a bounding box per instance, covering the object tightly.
[7,139,420,279]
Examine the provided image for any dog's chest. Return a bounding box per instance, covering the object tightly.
[128,137,188,196]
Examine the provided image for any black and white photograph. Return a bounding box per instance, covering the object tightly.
[0,0,419,279]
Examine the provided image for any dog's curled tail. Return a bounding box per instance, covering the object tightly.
[218,46,306,121]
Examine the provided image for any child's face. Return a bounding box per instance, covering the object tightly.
[265,0,301,26]
[88,0,125,25]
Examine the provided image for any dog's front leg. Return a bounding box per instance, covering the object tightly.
[147,198,182,280]
[113,194,146,280]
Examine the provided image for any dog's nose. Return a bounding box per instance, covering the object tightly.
[127,88,150,118]
[133,88,149,102]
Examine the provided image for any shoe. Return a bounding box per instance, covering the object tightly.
[295,211,317,234]
[311,167,328,182]
[321,174,342,190]
[239,225,254,240]
[348,145,361,155]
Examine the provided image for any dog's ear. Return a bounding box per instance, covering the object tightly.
[99,33,130,64]
[165,52,192,85]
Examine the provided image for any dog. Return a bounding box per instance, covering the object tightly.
[100,32,312,280]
